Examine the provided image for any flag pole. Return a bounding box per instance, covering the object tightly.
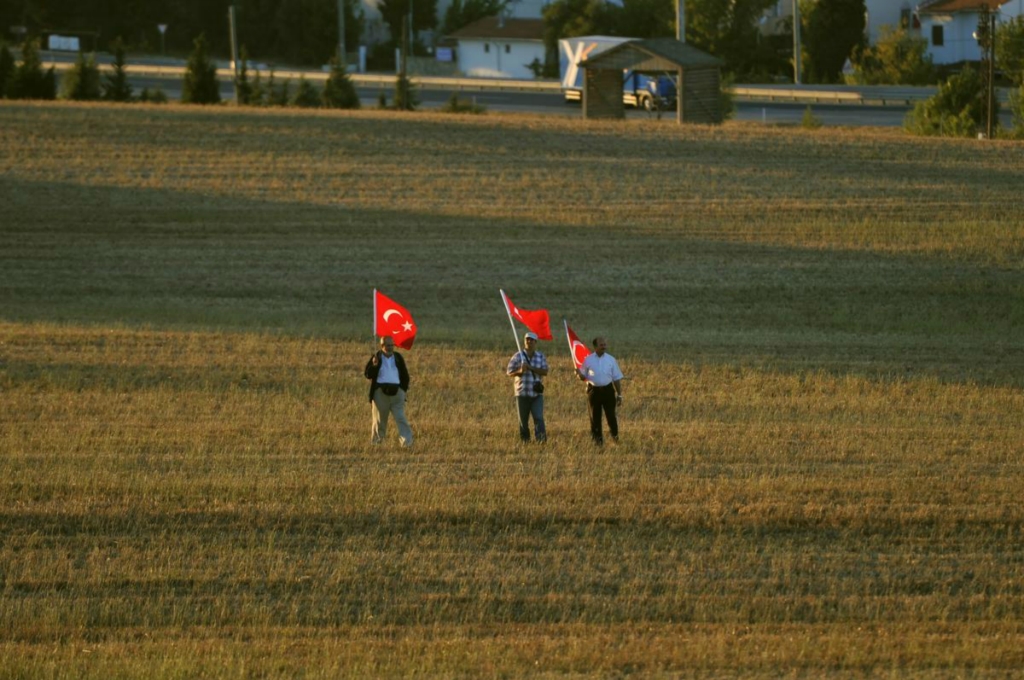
[500,289,524,356]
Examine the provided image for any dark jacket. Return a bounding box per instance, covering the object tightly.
[364,350,410,402]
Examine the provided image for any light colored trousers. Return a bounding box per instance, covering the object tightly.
[371,388,413,446]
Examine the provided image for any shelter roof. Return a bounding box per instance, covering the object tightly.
[580,38,723,70]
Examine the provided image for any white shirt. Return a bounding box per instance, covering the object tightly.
[377,353,400,384]
[579,352,623,387]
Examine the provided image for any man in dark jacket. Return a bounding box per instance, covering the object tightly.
[364,335,413,446]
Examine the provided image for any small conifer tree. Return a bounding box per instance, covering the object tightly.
[291,77,321,108]
[249,69,267,106]
[181,34,221,105]
[235,45,254,105]
[0,42,14,98]
[102,38,133,102]
[60,51,102,100]
[269,75,290,107]
[322,52,360,109]
[10,39,56,100]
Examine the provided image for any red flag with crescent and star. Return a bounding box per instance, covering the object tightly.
[501,290,552,341]
[374,290,417,349]
[565,322,592,370]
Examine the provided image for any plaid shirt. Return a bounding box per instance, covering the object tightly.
[507,350,548,397]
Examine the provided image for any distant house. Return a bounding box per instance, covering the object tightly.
[447,16,545,79]
[917,0,1024,64]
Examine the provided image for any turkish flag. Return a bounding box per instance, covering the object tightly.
[501,291,552,340]
[565,323,592,370]
[374,290,417,349]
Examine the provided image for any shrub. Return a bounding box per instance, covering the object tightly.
[394,73,417,111]
[904,67,990,137]
[847,24,935,86]
[322,54,360,109]
[719,73,736,121]
[291,77,321,108]
[440,92,485,114]
[138,87,168,104]
[60,52,102,100]
[181,34,221,105]
[801,106,822,129]
[102,39,133,102]
[9,39,56,100]
[1007,84,1024,139]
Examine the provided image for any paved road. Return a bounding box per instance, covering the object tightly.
[43,50,1011,129]
[121,73,923,127]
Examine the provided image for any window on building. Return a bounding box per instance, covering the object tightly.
[505,44,511,54]
[484,43,490,53]
[900,7,912,29]
[932,25,944,46]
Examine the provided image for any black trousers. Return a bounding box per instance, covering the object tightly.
[587,383,618,443]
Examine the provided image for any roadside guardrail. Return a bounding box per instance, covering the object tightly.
[43,60,1012,106]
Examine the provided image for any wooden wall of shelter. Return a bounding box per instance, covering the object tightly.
[579,39,723,125]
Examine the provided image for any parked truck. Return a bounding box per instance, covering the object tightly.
[559,35,677,110]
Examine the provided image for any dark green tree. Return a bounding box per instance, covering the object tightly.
[103,38,134,101]
[9,38,56,100]
[685,0,778,78]
[0,42,14,98]
[801,0,866,83]
[440,0,506,36]
[378,0,439,49]
[60,51,102,100]
[322,52,360,108]
[181,33,221,104]
[996,16,1024,86]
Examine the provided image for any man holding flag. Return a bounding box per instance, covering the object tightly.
[366,291,416,447]
[507,331,549,443]
[576,335,624,446]
[500,290,552,443]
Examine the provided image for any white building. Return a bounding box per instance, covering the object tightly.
[447,16,545,78]
[917,0,1024,64]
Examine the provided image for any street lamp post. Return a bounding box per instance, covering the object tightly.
[157,23,167,55]
[793,0,802,85]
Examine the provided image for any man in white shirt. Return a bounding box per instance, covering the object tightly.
[576,336,623,445]
[364,336,413,446]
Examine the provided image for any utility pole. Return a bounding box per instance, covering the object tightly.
[987,12,995,139]
[228,5,240,101]
[337,0,346,67]
[676,0,685,43]
[793,0,802,85]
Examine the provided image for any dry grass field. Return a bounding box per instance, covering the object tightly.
[1,101,1023,677]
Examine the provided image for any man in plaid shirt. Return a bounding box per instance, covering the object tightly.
[506,331,549,443]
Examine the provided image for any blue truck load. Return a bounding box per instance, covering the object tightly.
[558,35,677,110]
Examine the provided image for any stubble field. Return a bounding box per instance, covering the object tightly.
[1,101,1023,677]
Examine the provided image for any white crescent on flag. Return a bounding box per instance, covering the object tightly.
[383,309,403,322]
